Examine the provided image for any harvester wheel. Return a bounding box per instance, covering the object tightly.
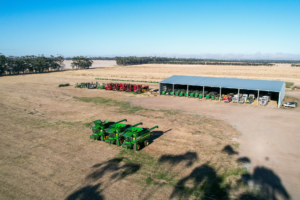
[144,140,149,146]
[134,143,140,151]
[117,139,124,146]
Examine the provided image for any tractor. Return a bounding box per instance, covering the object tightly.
[121,126,158,151]
[206,93,211,99]
[133,85,142,92]
[165,89,172,95]
[126,84,133,92]
[90,119,127,141]
[174,89,180,96]
[189,90,195,97]
[97,83,106,89]
[112,83,120,91]
[179,89,186,97]
[142,85,149,93]
[87,82,97,89]
[119,83,126,91]
[105,122,143,145]
[106,83,112,90]
[194,90,199,98]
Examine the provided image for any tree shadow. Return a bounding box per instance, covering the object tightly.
[237,157,251,163]
[170,163,230,199]
[86,157,141,182]
[220,145,290,200]
[65,183,104,200]
[239,167,290,200]
[158,152,198,167]
[222,145,239,155]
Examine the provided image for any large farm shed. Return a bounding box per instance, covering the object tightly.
[159,75,285,108]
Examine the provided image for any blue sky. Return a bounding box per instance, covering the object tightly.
[0,0,299,59]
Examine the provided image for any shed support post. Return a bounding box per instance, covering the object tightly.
[187,85,189,98]
[238,89,240,101]
[159,83,161,95]
[257,90,260,105]
[203,86,205,99]
[173,84,174,97]
[278,92,281,108]
[220,88,222,101]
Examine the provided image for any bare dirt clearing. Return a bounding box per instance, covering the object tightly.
[1,63,299,200]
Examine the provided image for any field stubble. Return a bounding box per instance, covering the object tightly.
[0,74,253,200]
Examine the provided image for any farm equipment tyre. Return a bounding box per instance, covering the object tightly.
[117,139,124,146]
[144,140,149,146]
[134,143,141,151]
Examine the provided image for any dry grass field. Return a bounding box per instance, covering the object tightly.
[61,62,300,86]
[0,62,299,200]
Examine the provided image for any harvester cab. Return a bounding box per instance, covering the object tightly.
[105,122,143,145]
[121,126,158,151]
[89,119,127,141]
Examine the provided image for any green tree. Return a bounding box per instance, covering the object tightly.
[71,56,93,69]
[0,54,7,75]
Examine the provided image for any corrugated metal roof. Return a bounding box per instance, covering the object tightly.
[160,75,285,92]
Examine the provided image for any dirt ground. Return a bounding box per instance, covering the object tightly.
[0,63,299,200]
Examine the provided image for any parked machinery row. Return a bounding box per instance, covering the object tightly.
[105,83,149,93]
[75,82,106,89]
[161,88,272,106]
[89,119,158,151]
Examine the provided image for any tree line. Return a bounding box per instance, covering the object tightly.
[0,54,64,75]
[115,56,274,66]
[65,56,115,60]
[291,64,300,67]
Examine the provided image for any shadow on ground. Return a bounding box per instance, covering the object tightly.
[65,158,141,200]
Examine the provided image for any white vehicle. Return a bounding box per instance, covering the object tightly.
[283,102,298,108]
[262,96,269,102]
[242,94,248,102]
[249,94,255,100]
[239,98,245,103]
[232,97,239,103]
[260,97,268,106]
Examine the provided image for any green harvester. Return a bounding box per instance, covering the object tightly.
[194,90,199,98]
[179,89,185,97]
[206,93,211,99]
[121,126,158,151]
[189,90,195,97]
[175,90,180,96]
[105,122,143,145]
[90,119,127,141]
